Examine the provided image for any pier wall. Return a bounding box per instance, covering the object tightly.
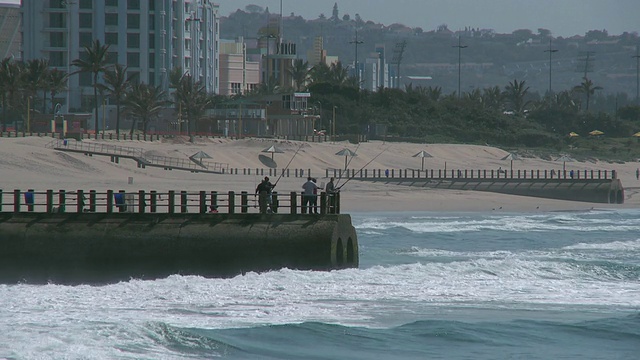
[0,213,358,284]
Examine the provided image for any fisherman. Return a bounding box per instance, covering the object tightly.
[325,177,338,214]
[256,176,275,213]
[301,176,319,214]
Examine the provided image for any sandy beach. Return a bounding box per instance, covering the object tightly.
[1,135,639,213]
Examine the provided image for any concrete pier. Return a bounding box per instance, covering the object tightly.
[0,212,358,284]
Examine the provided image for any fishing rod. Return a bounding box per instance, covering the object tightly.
[337,146,389,191]
[274,143,305,187]
[335,143,361,187]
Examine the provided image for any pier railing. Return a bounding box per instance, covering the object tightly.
[0,189,341,215]
[325,168,617,181]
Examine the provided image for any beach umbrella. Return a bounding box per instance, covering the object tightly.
[412,150,433,170]
[568,132,580,137]
[589,130,604,136]
[335,148,358,170]
[189,151,212,162]
[556,154,575,172]
[500,152,519,171]
[262,145,284,160]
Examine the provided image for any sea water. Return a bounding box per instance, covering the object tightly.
[1,209,639,359]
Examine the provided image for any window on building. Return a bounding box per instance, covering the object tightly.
[78,13,92,28]
[79,32,93,47]
[105,32,118,45]
[127,52,140,67]
[148,14,155,30]
[105,13,118,26]
[105,0,118,7]
[148,0,155,11]
[49,13,65,28]
[282,95,292,110]
[127,33,140,49]
[148,34,155,49]
[148,53,155,68]
[148,72,155,85]
[106,52,118,64]
[79,0,92,9]
[50,0,65,8]
[49,52,65,67]
[127,14,140,29]
[127,0,140,10]
[50,32,64,47]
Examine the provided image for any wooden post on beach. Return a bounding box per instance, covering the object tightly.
[76,190,84,213]
[139,190,146,214]
[58,190,66,213]
[13,189,20,213]
[199,191,207,214]
[168,191,175,214]
[228,191,235,214]
[150,191,157,213]
[106,190,113,213]
[180,191,188,213]
[241,191,249,213]
[89,190,96,212]
[290,192,297,214]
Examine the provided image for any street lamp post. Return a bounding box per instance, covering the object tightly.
[186,12,201,83]
[332,106,337,144]
[544,38,558,96]
[452,35,467,99]
[633,45,640,105]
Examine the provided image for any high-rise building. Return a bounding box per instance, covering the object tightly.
[0,1,21,60]
[21,0,219,115]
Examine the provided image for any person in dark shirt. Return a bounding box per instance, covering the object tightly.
[255,177,275,213]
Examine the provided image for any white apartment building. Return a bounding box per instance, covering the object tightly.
[21,0,219,114]
[0,1,21,60]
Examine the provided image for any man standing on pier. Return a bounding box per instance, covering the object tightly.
[256,177,275,213]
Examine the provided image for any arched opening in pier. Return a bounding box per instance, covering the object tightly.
[336,238,344,266]
[346,237,355,265]
[616,190,624,204]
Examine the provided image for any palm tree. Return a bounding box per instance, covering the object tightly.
[481,86,504,112]
[100,64,131,137]
[71,39,110,133]
[0,58,13,131]
[123,83,166,135]
[23,59,49,115]
[573,77,603,112]
[174,73,210,138]
[288,59,309,91]
[47,69,68,114]
[504,79,531,115]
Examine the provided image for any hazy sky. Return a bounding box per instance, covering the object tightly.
[218,0,640,37]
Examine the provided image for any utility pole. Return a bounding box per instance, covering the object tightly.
[577,51,595,79]
[544,38,558,96]
[452,35,467,99]
[350,29,364,89]
[391,40,407,89]
[633,45,640,105]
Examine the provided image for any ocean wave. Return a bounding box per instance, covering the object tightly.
[355,213,640,233]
